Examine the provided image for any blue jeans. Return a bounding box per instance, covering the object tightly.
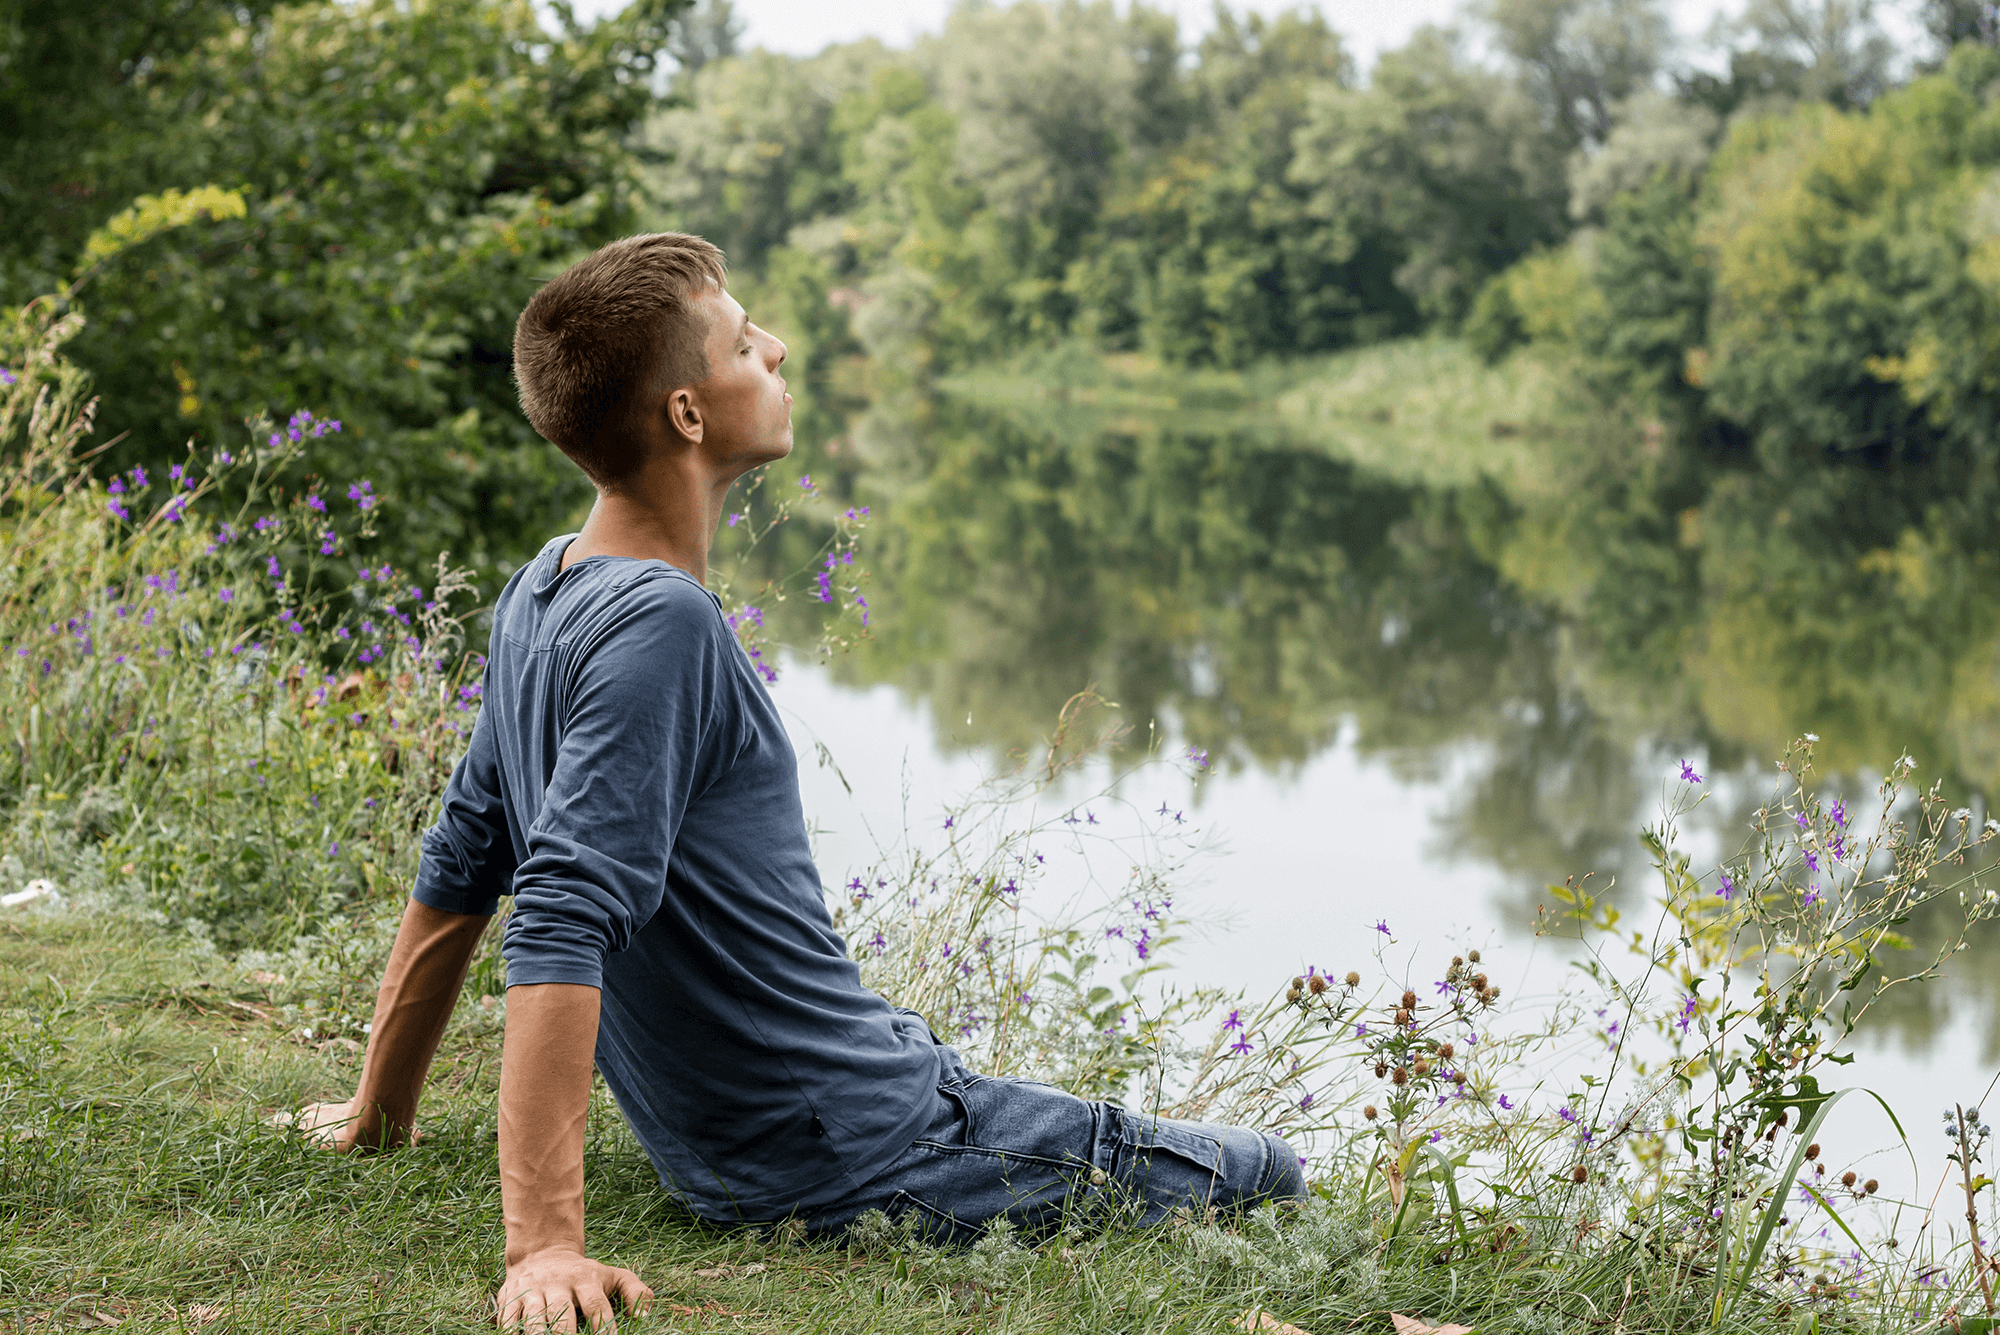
[787,1043,1307,1244]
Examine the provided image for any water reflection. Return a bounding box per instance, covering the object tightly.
[745,385,2000,1060]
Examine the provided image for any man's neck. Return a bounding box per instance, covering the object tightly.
[560,458,733,584]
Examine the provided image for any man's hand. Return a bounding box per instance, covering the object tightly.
[288,1097,419,1152]
[496,1248,651,1333]
[285,900,488,1153]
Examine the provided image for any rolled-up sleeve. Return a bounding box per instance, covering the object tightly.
[500,579,722,991]
[412,671,515,917]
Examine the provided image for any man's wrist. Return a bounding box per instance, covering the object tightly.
[505,1238,589,1268]
[347,1093,415,1144]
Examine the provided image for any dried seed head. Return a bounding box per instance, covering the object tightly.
[1292,976,1305,989]
[1571,1165,1588,1184]
[1413,1058,1432,1077]
[1286,986,1303,1004]
[1436,1042,1455,1060]
[1451,955,1464,968]
[1485,986,1501,1003]
[1452,1070,1467,1085]
[1863,1179,1878,1195]
[1776,1111,1789,1128]
[1374,1060,1389,1078]
[1467,950,1481,963]
[1401,989,1418,1010]
[1309,975,1329,995]
[1391,1066,1409,1086]
[1841,1171,1857,1187]
[1363,1105,1378,1121]
[1471,973,1489,991]
[1344,971,1361,988]
[1805,1143,1820,1160]
[1395,1008,1413,1027]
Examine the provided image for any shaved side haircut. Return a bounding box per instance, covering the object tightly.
[513,232,729,488]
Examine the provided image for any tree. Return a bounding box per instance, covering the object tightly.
[1729,0,1896,108]
[1481,0,1671,149]
[0,0,276,296]
[66,0,688,578]
[1292,27,1569,325]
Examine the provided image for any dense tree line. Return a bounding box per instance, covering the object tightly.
[655,0,1963,378]
[2,0,1994,579]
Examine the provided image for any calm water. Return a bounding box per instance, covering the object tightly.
[752,381,2000,1200]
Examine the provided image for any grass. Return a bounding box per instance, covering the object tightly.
[0,906,1970,1335]
[938,336,1637,507]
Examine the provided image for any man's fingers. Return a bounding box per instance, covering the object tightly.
[606,1267,652,1315]
[498,1286,544,1333]
[574,1282,613,1333]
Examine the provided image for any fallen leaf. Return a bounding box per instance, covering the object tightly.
[1390,1315,1478,1335]
[741,1263,767,1276]
[246,970,284,987]
[1236,1310,1314,1334]
[664,1301,737,1317]
[76,1312,123,1328]
[180,1304,223,1327]
[693,1266,732,1279]
[315,1037,362,1054]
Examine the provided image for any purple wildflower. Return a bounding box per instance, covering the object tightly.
[1679,760,1703,784]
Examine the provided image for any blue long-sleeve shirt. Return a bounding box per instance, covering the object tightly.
[413,534,939,1219]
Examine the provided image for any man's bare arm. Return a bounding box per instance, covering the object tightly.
[494,983,651,1333]
[296,898,488,1150]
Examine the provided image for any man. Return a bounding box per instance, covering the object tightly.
[300,233,1305,1333]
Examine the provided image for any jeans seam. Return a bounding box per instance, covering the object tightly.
[909,1138,1087,1176]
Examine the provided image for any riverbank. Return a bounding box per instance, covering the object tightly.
[0,908,1919,1335]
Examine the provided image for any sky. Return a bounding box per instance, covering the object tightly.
[551,0,1933,82]
[711,0,1726,69]
[556,0,1930,74]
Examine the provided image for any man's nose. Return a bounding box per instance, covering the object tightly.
[768,336,788,370]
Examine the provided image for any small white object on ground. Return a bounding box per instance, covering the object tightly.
[0,878,57,908]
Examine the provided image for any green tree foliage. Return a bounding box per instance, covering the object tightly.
[0,0,277,294]
[8,0,686,578]
[1456,41,2000,790]
[655,1,1634,367]
[1291,28,1569,326]
[1481,0,1671,148]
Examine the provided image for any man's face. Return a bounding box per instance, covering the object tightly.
[687,287,791,468]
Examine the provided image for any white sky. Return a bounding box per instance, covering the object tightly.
[563,0,1928,76]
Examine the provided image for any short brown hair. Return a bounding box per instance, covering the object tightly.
[513,232,728,487]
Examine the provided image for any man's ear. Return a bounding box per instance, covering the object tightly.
[663,386,703,445]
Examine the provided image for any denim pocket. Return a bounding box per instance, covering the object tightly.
[1119,1115,1227,1211]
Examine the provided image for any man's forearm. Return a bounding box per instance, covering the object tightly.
[348,898,490,1144]
[498,982,600,1265]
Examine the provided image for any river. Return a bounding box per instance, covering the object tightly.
[742,359,2000,1212]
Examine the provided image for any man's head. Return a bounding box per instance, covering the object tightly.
[513,232,791,489]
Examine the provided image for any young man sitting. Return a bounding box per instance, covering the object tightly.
[299,232,1306,1333]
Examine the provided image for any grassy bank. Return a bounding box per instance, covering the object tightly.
[0,910,1894,1335]
[937,336,1610,496]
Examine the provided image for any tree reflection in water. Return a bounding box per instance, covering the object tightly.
[731,384,2000,1061]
